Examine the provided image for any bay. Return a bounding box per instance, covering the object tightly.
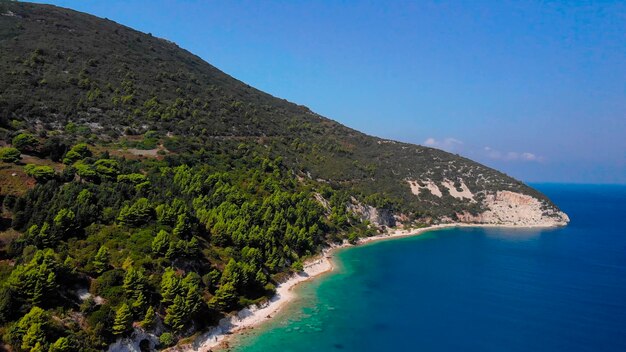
[232,184,626,352]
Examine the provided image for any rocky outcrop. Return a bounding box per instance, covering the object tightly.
[406,177,568,227]
[408,178,475,201]
[454,191,569,227]
[108,328,159,352]
[441,179,474,201]
[407,179,442,197]
[313,193,331,213]
[347,197,396,227]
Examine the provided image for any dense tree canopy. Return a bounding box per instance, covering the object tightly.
[0,141,376,351]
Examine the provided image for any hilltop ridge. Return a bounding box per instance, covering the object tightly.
[0,2,567,225]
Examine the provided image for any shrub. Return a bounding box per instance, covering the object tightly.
[91,269,124,298]
[159,332,175,347]
[94,159,120,179]
[0,147,21,163]
[12,133,38,152]
[117,173,148,185]
[24,164,55,181]
[74,162,97,180]
[63,143,92,164]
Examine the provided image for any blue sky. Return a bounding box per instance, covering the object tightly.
[32,1,625,183]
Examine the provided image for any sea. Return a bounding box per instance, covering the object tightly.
[231,184,626,352]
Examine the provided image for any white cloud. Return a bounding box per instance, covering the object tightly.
[505,151,519,160]
[484,146,501,159]
[423,139,544,163]
[424,137,463,152]
[521,152,539,161]
[484,147,543,162]
[424,137,437,146]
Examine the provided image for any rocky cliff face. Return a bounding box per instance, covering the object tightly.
[347,197,396,228]
[407,179,569,227]
[454,190,569,227]
[349,181,570,229]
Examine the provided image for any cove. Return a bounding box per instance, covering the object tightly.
[231,184,626,352]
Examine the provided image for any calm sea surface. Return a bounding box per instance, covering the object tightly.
[232,184,626,352]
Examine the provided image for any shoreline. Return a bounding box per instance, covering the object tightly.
[186,222,560,351]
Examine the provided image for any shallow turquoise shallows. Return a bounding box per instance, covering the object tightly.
[232,184,626,352]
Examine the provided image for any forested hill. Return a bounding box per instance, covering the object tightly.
[0,2,567,351]
[0,1,566,217]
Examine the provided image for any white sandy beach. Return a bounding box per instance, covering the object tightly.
[184,250,335,351]
[183,221,558,351]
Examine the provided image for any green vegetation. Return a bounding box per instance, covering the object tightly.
[24,164,55,181]
[0,141,368,350]
[0,147,21,163]
[62,144,92,165]
[12,133,38,153]
[112,303,133,336]
[159,332,174,347]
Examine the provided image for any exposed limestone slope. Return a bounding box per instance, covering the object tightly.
[406,179,569,227]
[454,191,570,226]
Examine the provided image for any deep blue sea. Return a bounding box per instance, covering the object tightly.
[232,184,626,352]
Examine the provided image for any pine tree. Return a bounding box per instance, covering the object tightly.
[184,282,203,317]
[210,282,238,311]
[255,269,268,287]
[164,295,187,332]
[117,198,154,226]
[112,303,133,336]
[165,241,180,261]
[53,208,75,238]
[160,268,181,305]
[220,259,241,287]
[29,222,56,248]
[210,217,230,246]
[45,271,58,292]
[5,307,47,350]
[93,246,109,274]
[132,291,148,314]
[141,306,157,330]
[62,143,92,164]
[12,133,38,152]
[173,213,191,239]
[123,267,145,297]
[31,278,44,306]
[0,147,21,163]
[203,269,221,291]
[159,332,175,347]
[185,236,200,257]
[8,250,60,304]
[151,229,170,255]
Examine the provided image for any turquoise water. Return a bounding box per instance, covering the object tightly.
[232,184,626,352]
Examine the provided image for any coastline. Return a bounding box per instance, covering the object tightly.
[185,221,559,351]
